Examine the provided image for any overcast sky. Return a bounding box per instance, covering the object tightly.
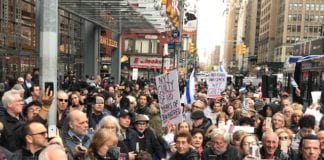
[197,0,226,63]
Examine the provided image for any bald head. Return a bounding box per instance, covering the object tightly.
[262,131,279,155]
[69,110,86,123]
[68,110,89,136]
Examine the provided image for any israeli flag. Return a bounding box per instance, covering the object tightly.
[181,70,195,105]
[218,64,226,73]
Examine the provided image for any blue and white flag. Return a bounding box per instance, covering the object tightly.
[181,70,195,105]
[218,64,226,73]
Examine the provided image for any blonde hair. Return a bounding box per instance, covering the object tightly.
[275,127,294,140]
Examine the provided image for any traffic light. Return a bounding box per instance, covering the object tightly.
[188,42,195,53]
[241,44,247,55]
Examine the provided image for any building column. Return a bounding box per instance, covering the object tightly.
[38,0,58,137]
[111,32,121,84]
[83,21,100,77]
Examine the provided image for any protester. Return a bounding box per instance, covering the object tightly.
[275,127,299,159]
[299,134,321,160]
[260,131,289,159]
[85,128,119,160]
[69,91,85,111]
[88,94,108,129]
[57,90,69,129]
[239,134,260,159]
[62,109,92,159]
[96,115,129,157]
[132,114,166,160]
[292,114,316,150]
[191,129,205,160]
[169,131,198,160]
[317,130,324,159]
[190,110,212,133]
[38,144,68,160]
[202,128,241,160]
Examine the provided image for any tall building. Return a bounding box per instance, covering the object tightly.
[211,45,221,66]
[225,0,324,75]
[274,1,324,61]
[245,0,261,75]
[224,0,240,74]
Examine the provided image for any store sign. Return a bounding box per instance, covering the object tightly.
[130,56,163,69]
[100,37,118,48]
[101,57,111,62]
[145,35,158,39]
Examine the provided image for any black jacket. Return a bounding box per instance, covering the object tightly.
[169,148,199,160]
[193,117,212,133]
[130,128,165,159]
[202,145,241,160]
[12,147,42,160]
[0,111,25,151]
[122,128,138,152]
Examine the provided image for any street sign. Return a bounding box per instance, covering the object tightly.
[172,30,180,38]
[168,42,175,49]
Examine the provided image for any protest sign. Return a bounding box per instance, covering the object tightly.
[207,72,227,98]
[155,70,182,127]
[305,108,323,123]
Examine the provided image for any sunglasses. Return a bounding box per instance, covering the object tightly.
[30,131,48,137]
[58,98,68,102]
[279,136,289,140]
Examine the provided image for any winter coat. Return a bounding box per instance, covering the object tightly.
[169,148,199,160]
[202,145,241,160]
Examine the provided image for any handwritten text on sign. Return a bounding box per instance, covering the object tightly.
[207,72,227,98]
[155,70,182,127]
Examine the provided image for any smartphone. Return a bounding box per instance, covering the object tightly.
[44,82,54,96]
[280,140,288,149]
[265,117,272,129]
[249,145,259,157]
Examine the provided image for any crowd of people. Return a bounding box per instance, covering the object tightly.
[0,72,323,160]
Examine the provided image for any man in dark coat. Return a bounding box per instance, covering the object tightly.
[191,110,212,133]
[203,128,241,160]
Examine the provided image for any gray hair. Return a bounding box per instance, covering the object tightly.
[97,115,124,141]
[127,95,137,106]
[262,131,279,142]
[210,128,231,143]
[1,90,20,108]
[272,112,284,120]
[38,144,67,160]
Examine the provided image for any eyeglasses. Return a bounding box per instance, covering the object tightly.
[58,99,68,102]
[28,108,41,112]
[30,131,48,137]
[136,122,147,126]
[279,136,289,140]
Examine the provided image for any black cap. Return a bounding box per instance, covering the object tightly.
[117,109,132,118]
[191,111,205,119]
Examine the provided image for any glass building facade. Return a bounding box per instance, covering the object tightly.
[0,0,85,81]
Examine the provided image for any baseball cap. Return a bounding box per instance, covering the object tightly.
[117,109,133,118]
[191,110,205,119]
